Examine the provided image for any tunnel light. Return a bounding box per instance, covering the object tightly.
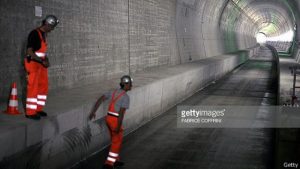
[256,32,267,44]
[266,30,294,42]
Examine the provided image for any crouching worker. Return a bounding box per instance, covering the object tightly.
[89,75,133,169]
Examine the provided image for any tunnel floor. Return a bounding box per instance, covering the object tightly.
[72,47,278,169]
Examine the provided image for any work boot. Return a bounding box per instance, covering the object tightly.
[114,161,125,167]
[102,164,114,169]
[37,111,47,117]
[25,114,41,120]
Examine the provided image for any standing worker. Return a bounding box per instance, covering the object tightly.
[89,75,133,169]
[24,15,59,120]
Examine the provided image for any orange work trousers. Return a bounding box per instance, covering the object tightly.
[24,60,48,115]
[105,115,124,166]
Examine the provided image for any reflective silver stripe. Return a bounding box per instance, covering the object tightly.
[107,157,116,162]
[26,104,37,109]
[27,98,37,103]
[108,112,119,117]
[37,101,45,106]
[37,95,47,100]
[11,88,17,95]
[35,52,46,57]
[109,152,118,157]
[9,100,18,107]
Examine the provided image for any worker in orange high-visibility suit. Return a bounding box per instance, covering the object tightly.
[90,75,132,169]
[25,15,59,120]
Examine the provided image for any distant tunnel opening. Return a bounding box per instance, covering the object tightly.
[256,29,295,47]
[256,32,267,44]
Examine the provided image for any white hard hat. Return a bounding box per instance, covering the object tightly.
[44,15,59,27]
[121,75,133,84]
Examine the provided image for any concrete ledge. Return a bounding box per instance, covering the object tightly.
[294,47,300,63]
[0,49,256,169]
[277,45,300,104]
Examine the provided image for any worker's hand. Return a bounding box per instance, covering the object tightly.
[89,112,96,120]
[42,57,50,68]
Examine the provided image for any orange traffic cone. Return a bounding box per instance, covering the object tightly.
[4,82,21,115]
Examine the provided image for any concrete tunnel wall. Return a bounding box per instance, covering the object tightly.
[176,0,257,62]
[0,0,262,168]
[0,0,258,101]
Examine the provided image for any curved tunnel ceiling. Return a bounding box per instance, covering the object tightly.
[225,0,296,39]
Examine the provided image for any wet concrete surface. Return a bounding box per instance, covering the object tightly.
[72,47,278,169]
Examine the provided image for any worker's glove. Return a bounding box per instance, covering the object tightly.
[42,57,50,68]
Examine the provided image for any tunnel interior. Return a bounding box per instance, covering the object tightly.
[0,0,300,169]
